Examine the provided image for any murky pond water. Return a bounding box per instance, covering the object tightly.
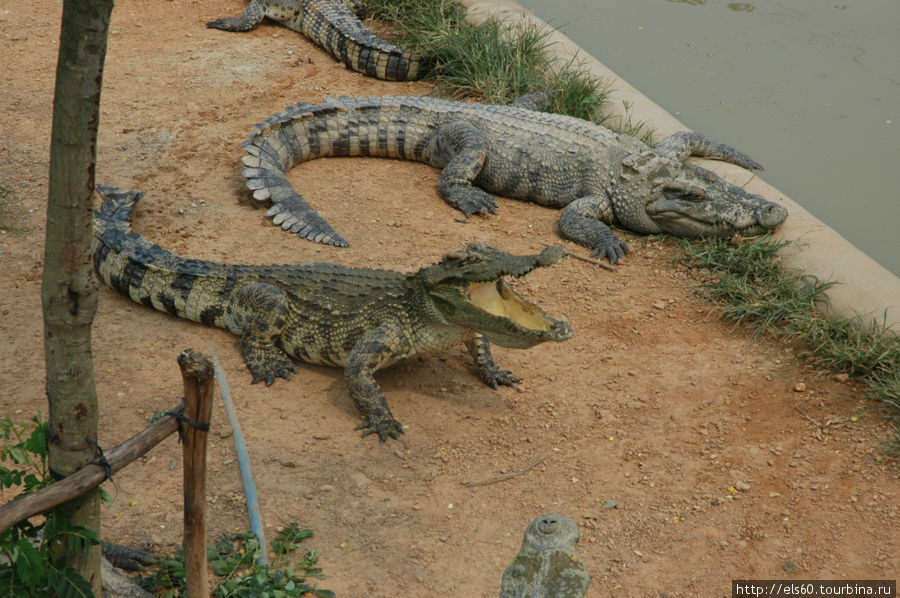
[518,0,899,275]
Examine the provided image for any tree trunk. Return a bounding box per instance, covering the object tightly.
[42,0,114,595]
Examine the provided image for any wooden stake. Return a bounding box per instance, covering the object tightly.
[178,349,215,598]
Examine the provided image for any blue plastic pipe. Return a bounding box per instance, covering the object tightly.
[208,345,268,566]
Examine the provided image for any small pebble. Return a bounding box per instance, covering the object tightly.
[601,500,619,510]
[793,382,806,392]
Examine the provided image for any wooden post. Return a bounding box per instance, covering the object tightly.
[42,0,114,589]
[177,349,215,598]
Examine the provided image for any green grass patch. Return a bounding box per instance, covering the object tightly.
[677,236,900,456]
[366,0,649,138]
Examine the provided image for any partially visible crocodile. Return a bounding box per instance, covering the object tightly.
[500,513,590,598]
[207,0,422,81]
[239,95,788,263]
[93,186,573,443]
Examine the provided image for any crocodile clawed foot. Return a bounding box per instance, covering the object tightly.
[442,184,498,216]
[247,354,298,386]
[355,414,405,443]
[482,368,522,390]
[101,542,161,571]
[589,237,631,266]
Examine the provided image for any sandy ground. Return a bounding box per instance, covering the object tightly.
[1,1,897,596]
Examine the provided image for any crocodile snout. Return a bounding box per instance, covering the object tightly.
[758,201,789,229]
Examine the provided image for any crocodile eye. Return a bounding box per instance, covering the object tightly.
[663,184,706,202]
[684,188,706,201]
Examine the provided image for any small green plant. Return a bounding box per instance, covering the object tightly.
[677,236,900,455]
[0,415,100,598]
[140,522,333,598]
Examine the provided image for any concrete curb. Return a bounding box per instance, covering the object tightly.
[458,0,900,331]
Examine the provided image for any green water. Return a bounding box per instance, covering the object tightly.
[519,0,899,275]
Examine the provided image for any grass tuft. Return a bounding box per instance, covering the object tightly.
[366,0,646,133]
[676,236,836,335]
[677,236,900,456]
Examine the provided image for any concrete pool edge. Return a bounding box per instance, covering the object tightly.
[458,0,900,331]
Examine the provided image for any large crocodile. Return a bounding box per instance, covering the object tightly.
[207,0,422,81]
[93,186,572,443]
[240,95,788,263]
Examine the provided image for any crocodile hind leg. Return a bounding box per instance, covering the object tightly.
[431,121,499,216]
[345,324,411,443]
[558,195,632,265]
[227,282,298,385]
[466,335,521,389]
[206,0,266,32]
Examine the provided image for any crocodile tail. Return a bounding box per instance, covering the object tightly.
[94,185,144,235]
[300,0,422,81]
[240,96,435,246]
[93,186,236,328]
[241,104,350,247]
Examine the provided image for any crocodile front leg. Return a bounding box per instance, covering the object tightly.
[466,335,521,389]
[558,196,632,265]
[207,0,266,32]
[345,324,411,443]
[227,282,298,385]
[432,121,499,216]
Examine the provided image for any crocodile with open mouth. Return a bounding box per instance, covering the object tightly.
[92,186,573,443]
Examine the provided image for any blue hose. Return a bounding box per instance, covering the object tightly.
[209,345,268,566]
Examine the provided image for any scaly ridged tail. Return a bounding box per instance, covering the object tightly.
[299,0,422,81]
[239,96,441,246]
[92,186,236,329]
[207,0,423,82]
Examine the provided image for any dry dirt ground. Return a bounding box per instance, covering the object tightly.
[1,1,897,596]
